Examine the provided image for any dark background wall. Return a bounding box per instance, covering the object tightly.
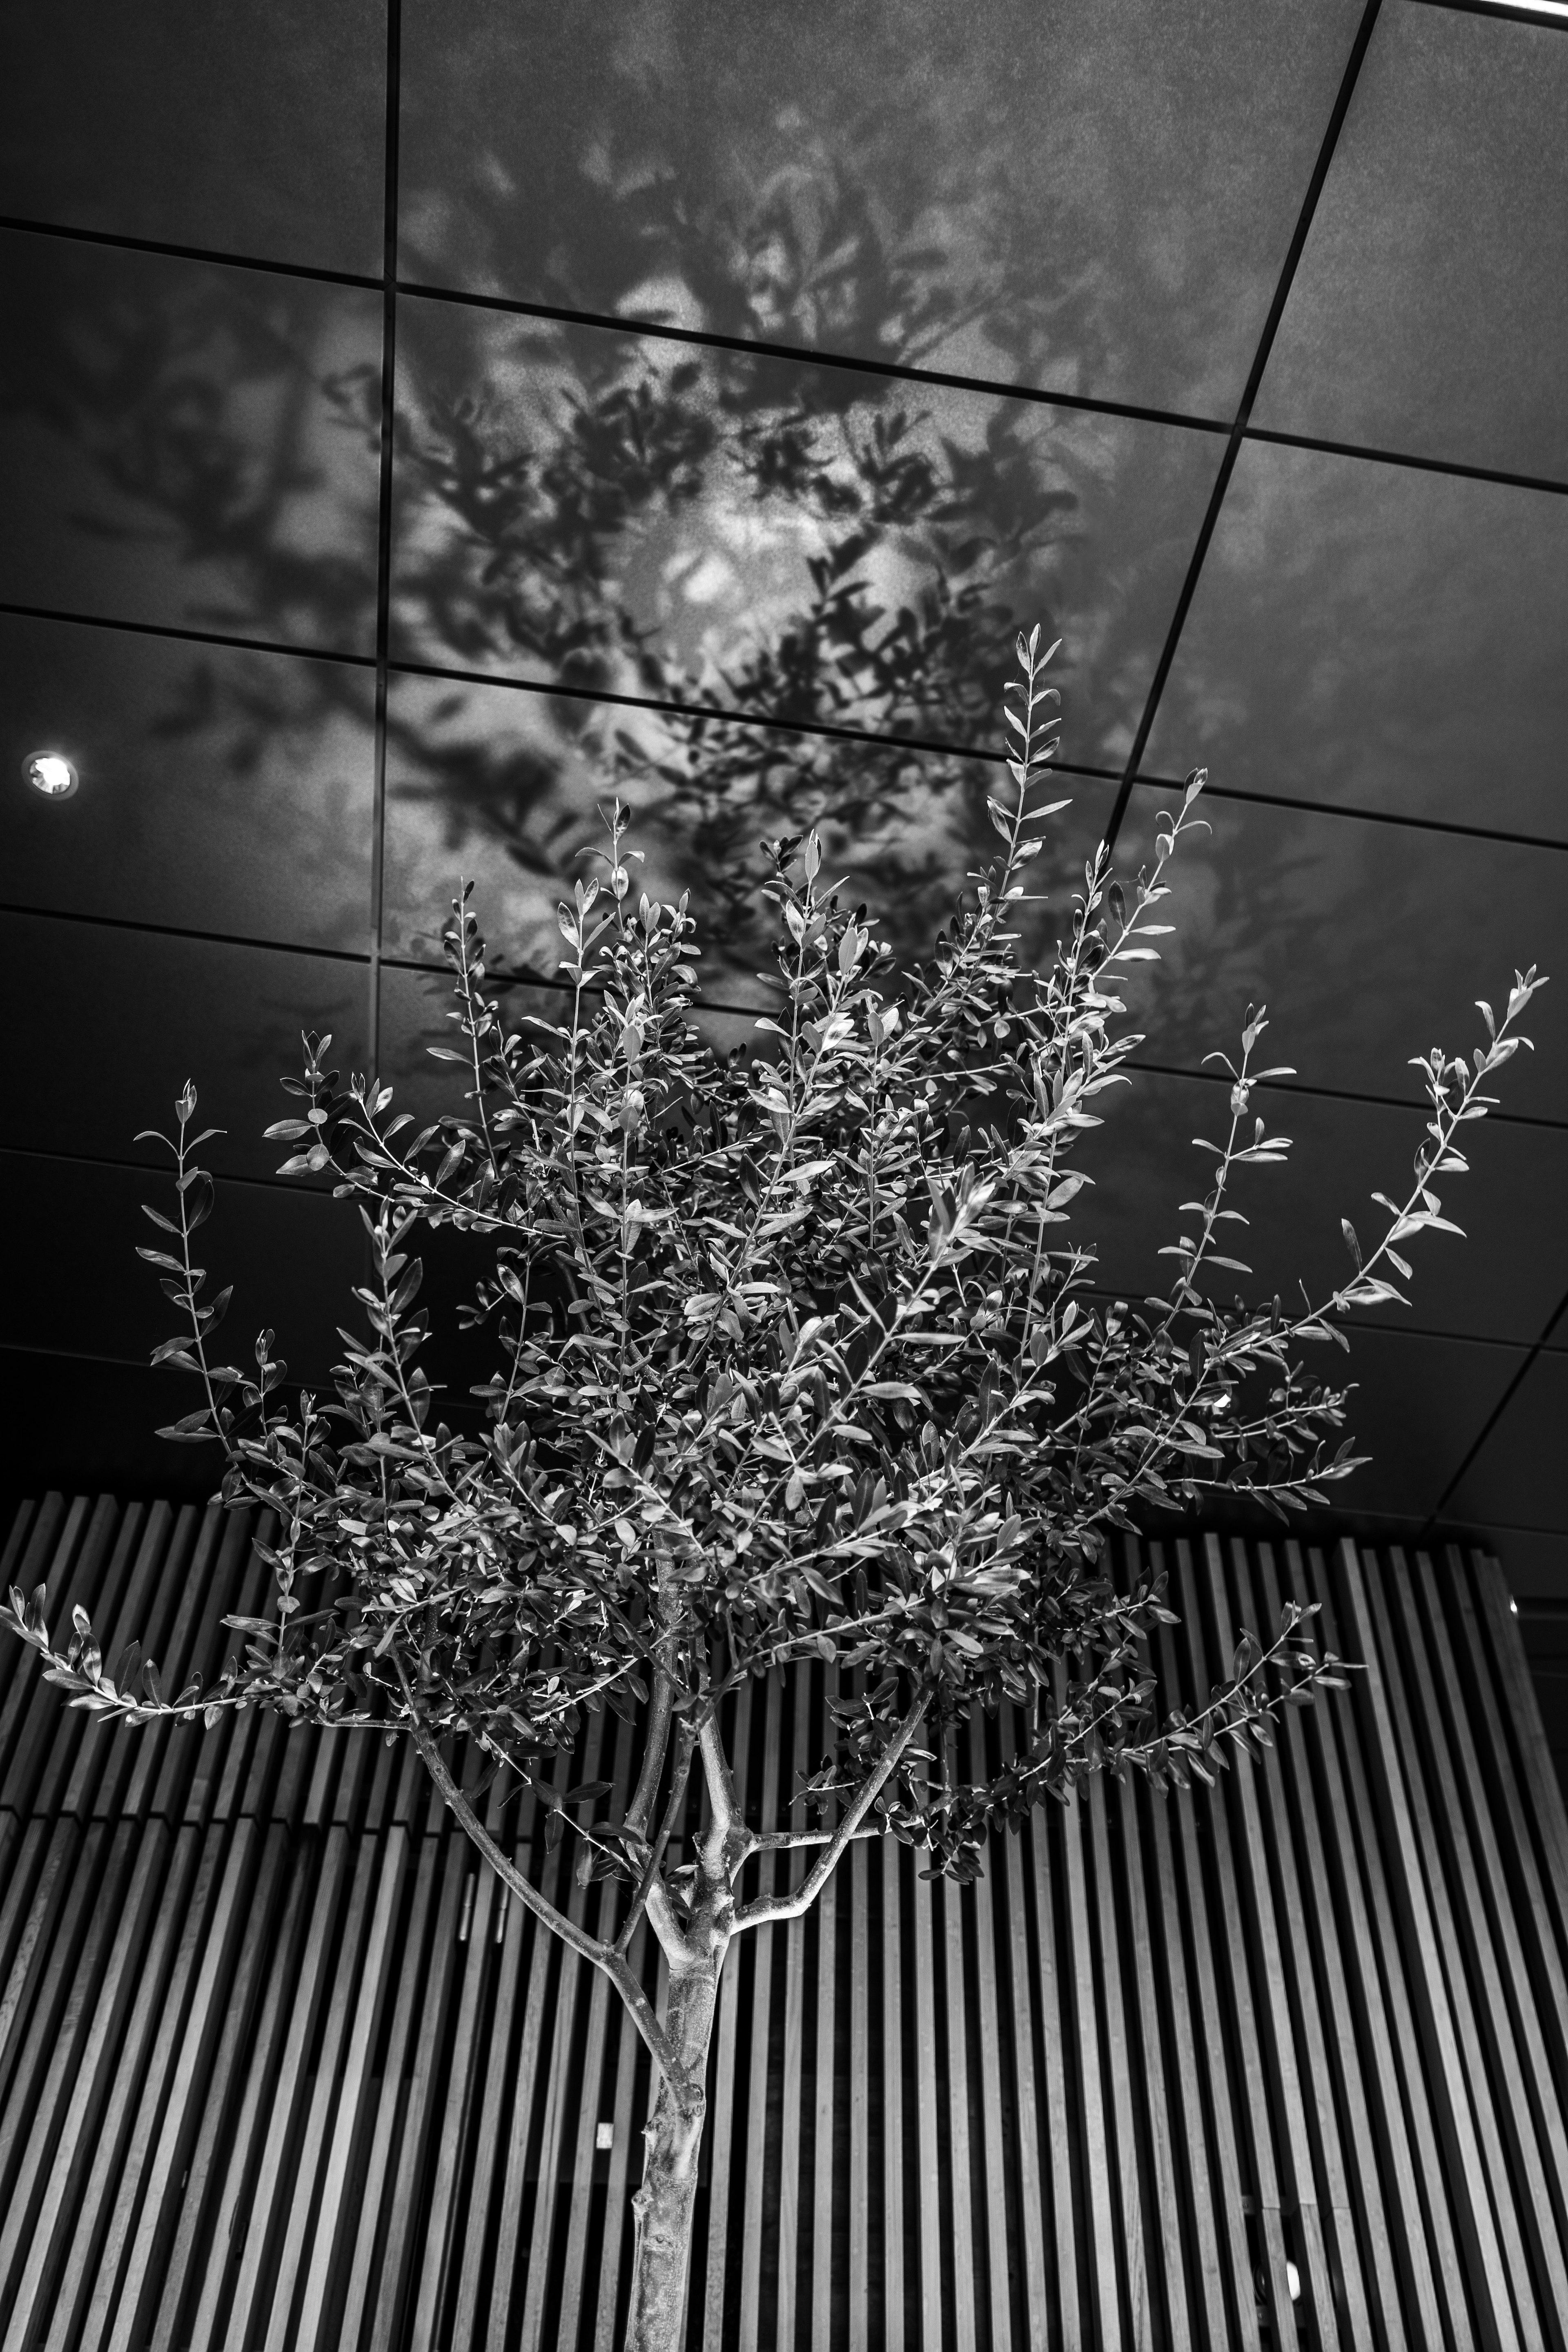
[1,0,1566,1638]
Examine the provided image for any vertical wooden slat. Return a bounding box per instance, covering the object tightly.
[484,1748,577,2351]
[1152,1577,1261,2352]
[810,1814,838,2352]
[80,1822,233,2352]
[147,1511,259,1829]
[1182,1539,1299,2352]
[909,1811,944,2352]
[1025,1800,1079,2352]
[5,1504,1568,2348]
[1388,1549,1568,2345]
[261,1830,393,2352]
[60,1821,225,2352]
[0,1820,127,2208]
[145,1822,290,2352]
[0,1817,181,2344]
[848,1829,871,2352]
[105,1507,209,1821]
[27,1494,133,1821]
[291,1828,405,2352]
[556,1721,638,2352]
[1060,1717,1121,2350]
[0,1496,96,1806]
[405,1852,495,2351]
[1000,1793,1048,2350]
[968,1779,1014,2352]
[1141,1731,1227,2352]
[178,1831,319,2352]
[223,1827,355,2350]
[0,1497,48,1594]
[737,1677,785,2348]
[1469,1555,1568,1986]
[1443,1552,1568,2235]
[776,1669,812,2352]
[1208,1537,1339,2350]
[332,1829,443,2352]
[1261,1543,1405,2352]
[1342,1540,1524,2352]
[1303,1546,1471,2352]
[370,1835,470,2352]
[880,1827,907,2352]
[1115,1771,1190,2352]
[0,1817,80,2106]
[1085,1767,1150,2352]
[517,1711,611,2352]
[699,1680,753,2352]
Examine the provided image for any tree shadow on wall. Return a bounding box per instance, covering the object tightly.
[2,183,1251,1013]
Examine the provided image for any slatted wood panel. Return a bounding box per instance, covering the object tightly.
[3,1497,1568,2351]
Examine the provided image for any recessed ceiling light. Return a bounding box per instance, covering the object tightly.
[22,750,78,800]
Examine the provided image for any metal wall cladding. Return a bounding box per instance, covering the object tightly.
[2,1496,1567,2351]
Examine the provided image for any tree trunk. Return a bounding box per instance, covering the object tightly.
[623,1943,725,2352]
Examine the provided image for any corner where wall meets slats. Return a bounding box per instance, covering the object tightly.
[3,1495,1567,2352]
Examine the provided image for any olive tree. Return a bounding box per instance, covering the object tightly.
[4,633,1541,2350]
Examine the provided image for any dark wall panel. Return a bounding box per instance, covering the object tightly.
[388,299,1223,769]
[0,0,1562,1588]
[0,0,387,275]
[1114,783,1563,1123]
[0,612,376,952]
[1254,0,1568,480]
[0,232,383,652]
[1139,441,1568,840]
[0,913,370,1180]
[396,0,1365,416]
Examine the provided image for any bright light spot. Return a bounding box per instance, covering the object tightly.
[1285,2261,1302,2301]
[595,2120,614,2151]
[23,750,78,799]
[1510,1598,1519,1615]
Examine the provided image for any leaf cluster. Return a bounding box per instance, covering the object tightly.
[4,635,1544,1889]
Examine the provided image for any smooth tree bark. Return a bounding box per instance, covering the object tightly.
[614,1707,927,2350]
[413,1645,929,2350]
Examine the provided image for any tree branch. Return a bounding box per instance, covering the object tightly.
[397,1663,678,2082]
[615,1714,696,1958]
[752,1824,882,1853]
[735,1696,928,1931]
[624,1663,675,1842]
[697,1711,746,1849]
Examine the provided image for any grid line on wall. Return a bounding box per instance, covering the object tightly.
[1102,0,1386,848]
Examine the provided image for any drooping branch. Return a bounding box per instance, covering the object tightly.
[396,1663,679,2082]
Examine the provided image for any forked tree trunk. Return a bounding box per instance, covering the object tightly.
[623,1940,727,2352]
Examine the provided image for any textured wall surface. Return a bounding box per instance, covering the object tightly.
[0,4,1564,1607]
[4,1496,1568,2349]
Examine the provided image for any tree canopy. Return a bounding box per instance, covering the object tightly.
[3,630,1542,2351]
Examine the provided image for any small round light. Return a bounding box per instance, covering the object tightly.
[23,751,78,800]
